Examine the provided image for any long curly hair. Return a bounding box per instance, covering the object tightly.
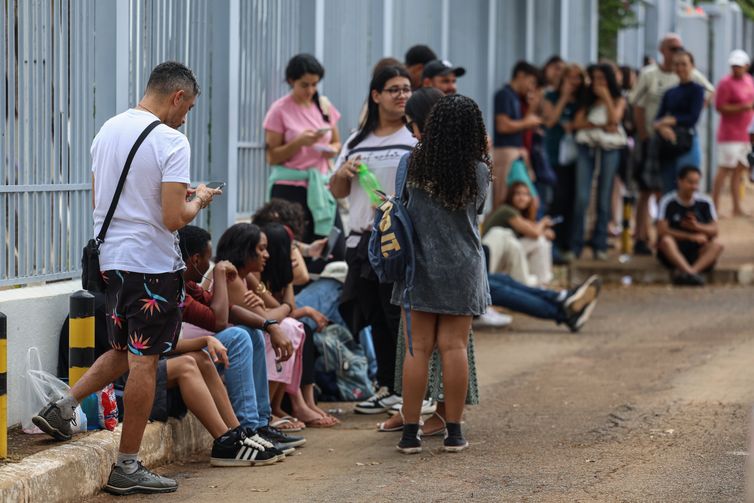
[408,94,491,210]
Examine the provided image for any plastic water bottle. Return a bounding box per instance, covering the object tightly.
[357,164,383,206]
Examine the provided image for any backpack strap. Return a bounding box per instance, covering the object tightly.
[395,153,410,201]
[96,119,162,244]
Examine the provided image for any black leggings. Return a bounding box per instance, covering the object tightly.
[300,323,315,386]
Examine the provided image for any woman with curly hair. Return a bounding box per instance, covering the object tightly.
[394,94,491,454]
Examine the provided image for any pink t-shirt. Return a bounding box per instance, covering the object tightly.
[263,93,341,186]
[716,73,754,142]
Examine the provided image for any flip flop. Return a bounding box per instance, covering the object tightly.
[377,420,403,432]
[304,415,339,428]
[271,417,304,432]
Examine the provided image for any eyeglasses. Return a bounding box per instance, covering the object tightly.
[383,86,412,97]
[402,116,415,133]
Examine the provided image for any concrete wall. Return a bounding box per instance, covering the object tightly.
[0,280,80,425]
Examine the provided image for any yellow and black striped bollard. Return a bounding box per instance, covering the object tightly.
[0,311,6,458]
[69,291,95,387]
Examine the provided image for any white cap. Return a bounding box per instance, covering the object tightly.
[319,261,348,284]
[728,49,750,67]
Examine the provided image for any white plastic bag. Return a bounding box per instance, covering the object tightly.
[22,347,86,434]
[558,133,578,165]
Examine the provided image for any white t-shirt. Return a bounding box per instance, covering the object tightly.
[335,128,417,246]
[630,64,714,134]
[91,109,191,273]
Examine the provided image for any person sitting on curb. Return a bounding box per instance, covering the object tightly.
[33,330,285,483]
[177,225,305,453]
[657,166,724,286]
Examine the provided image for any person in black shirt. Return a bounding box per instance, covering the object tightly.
[657,166,724,286]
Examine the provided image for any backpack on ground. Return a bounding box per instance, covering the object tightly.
[367,153,416,355]
[313,324,372,401]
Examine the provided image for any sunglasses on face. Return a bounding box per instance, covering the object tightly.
[402,116,416,133]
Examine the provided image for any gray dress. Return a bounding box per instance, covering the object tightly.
[391,161,491,315]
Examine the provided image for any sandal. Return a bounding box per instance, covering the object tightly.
[304,415,339,428]
[419,412,447,437]
[377,410,423,433]
[271,416,305,432]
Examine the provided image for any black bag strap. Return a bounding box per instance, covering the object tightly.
[96,120,162,244]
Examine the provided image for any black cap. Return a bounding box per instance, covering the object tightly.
[405,45,437,66]
[421,60,466,80]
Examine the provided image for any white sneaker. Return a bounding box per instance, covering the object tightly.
[354,387,402,414]
[473,307,513,329]
[388,399,437,416]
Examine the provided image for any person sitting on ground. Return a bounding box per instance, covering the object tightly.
[405,44,438,90]
[657,166,724,286]
[483,181,555,285]
[421,59,465,95]
[177,225,305,453]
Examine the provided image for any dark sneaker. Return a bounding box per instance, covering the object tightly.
[32,401,75,441]
[210,428,279,467]
[103,462,177,495]
[443,422,469,453]
[633,240,652,256]
[257,425,306,449]
[396,423,422,454]
[564,275,602,318]
[566,298,599,333]
[246,432,285,461]
[355,387,402,414]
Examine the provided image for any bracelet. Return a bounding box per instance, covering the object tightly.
[255,282,268,295]
[281,301,293,314]
[263,319,279,331]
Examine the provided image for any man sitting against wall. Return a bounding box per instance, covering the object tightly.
[656,166,724,286]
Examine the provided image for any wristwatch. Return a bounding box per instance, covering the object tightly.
[263,319,279,331]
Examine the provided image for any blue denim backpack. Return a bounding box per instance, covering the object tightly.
[367,153,416,355]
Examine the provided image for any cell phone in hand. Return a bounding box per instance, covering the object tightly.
[187,181,225,201]
[206,181,226,191]
[549,215,564,225]
[316,127,331,135]
[321,227,342,261]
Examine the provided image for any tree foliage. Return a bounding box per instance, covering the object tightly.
[736,0,754,20]
[598,0,639,61]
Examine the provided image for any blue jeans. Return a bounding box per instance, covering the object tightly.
[213,325,271,431]
[572,146,620,256]
[661,133,700,195]
[488,273,566,323]
[295,278,346,330]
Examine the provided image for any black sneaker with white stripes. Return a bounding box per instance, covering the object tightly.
[396,423,422,454]
[210,427,279,467]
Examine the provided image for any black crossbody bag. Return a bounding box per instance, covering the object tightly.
[81,120,162,291]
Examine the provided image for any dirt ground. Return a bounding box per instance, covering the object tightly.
[89,285,754,503]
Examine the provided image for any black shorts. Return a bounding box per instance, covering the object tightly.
[103,270,184,356]
[657,240,710,271]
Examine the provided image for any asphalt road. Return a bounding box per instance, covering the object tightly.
[91,285,754,503]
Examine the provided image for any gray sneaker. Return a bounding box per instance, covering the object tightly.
[104,462,178,495]
[32,401,75,441]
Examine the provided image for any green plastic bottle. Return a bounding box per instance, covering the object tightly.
[357,163,383,206]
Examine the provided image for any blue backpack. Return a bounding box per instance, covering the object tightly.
[368,153,416,355]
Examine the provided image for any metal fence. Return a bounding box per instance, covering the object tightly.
[0,0,97,287]
[1,0,600,287]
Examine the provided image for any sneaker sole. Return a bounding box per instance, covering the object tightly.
[103,484,178,496]
[279,438,306,448]
[565,275,601,314]
[396,445,422,454]
[571,299,598,333]
[443,442,469,453]
[31,415,71,441]
[280,447,295,455]
[210,455,280,467]
[354,406,389,415]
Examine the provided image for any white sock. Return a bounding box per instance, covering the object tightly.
[116,452,139,474]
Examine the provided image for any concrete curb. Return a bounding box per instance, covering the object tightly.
[0,414,211,502]
[570,257,754,286]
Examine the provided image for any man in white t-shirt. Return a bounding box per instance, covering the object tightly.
[32,62,219,495]
[630,33,715,256]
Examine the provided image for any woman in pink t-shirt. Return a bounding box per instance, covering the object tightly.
[263,54,343,245]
